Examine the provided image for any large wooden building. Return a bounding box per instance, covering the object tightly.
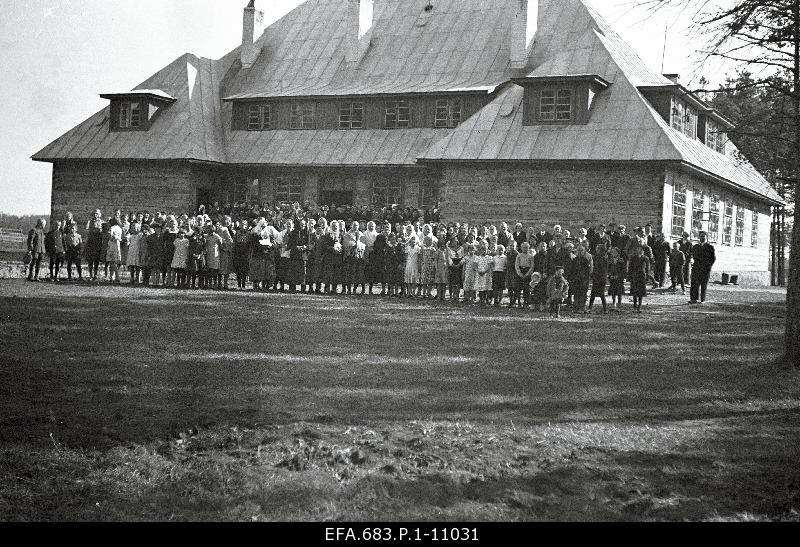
[33,0,783,284]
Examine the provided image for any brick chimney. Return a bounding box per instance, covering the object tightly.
[241,0,266,69]
[346,0,374,64]
[510,0,538,70]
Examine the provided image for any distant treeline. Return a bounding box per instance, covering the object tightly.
[0,212,49,233]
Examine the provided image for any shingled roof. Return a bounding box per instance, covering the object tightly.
[32,53,228,163]
[417,0,783,205]
[32,0,781,205]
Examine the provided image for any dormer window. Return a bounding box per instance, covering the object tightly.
[119,101,142,129]
[540,89,572,122]
[101,90,176,132]
[671,97,697,139]
[516,75,610,126]
[434,98,462,128]
[706,119,727,154]
[247,104,271,131]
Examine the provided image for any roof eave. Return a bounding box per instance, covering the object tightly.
[676,161,784,206]
[511,74,612,89]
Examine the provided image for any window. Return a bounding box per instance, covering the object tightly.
[539,89,572,122]
[723,201,733,245]
[751,211,759,247]
[247,104,271,131]
[671,183,687,238]
[289,102,315,130]
[435,98,463,128]
[420,184,439,209]
[671,97,697,139]
[274,177,303,204]
[339,102,364,129]
[385,100,411,129]
[735,204,745,246]
[671,98,685,134]
[371,180,402,208]
[119,101,141,129]
[706,119,727,154]
[691,189,705,240]
[708,194,720,243]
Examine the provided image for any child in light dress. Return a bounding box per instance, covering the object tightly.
[462,244,478,305]
[404,237,421,298]
[492,245,506,307]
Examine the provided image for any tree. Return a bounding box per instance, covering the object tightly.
[641,0,800,367]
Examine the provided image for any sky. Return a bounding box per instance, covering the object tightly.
[0,0,731,215]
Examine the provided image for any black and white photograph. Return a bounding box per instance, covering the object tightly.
[1,0,799,529]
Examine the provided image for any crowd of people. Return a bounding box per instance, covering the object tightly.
[25,201,717,317]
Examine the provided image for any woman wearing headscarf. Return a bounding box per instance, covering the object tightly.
[248,218,278,292]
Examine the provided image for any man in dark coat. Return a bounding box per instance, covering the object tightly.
[651,233,671,288]
[512,223,527,247]
[27,219,47,282]
[678,232,693,287]
[689,231,716,304]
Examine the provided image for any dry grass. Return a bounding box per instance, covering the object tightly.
[0,280,798,521]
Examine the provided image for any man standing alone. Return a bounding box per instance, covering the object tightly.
[689,231,716,304]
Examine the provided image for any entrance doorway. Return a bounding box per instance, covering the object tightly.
[197,188,214,211]
[320,190,353,207]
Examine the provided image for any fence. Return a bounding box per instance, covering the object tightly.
[0,228,26,252]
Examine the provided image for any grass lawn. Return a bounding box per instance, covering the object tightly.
[0,279,798,521]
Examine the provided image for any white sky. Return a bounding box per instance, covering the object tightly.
[0,0,732,215]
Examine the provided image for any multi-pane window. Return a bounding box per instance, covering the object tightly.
[385,100,411,129]
[289,102,315,130]
[540,89,572,122]
[751,211,759,247]
[671,183,687,238]
[274,177,303,204]
[435,98,463,128]
[706,119,727,153]
[723,201,733,245]
[339,102,364,129]
[420,184,439,209]
[371,180,402,208]
[708,194,720,243]
[691,189,705,240]
[247,104,271,131]
[735,204,745,246]
[119,101,141,128]
[670,97,697,139]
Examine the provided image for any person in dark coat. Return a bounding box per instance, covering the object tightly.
[145,224,164,287]
[45,220,65,282]
[233,222,252,289]
[534,224,553,246]
[64,223,83,281]
[369,222,390,295]
[572,244,594,313]
[511,223,527,248]
[589,244,609,313]
[627,244,650,313]
[322,223,344,294]
[651,233,670,288]
[678,232,693,287]
[669,241,686,294]
[308,224,326,294]
[689,231,716,304]
[26,219,47,282]
[85,209,104,280]
[286,220,312,293]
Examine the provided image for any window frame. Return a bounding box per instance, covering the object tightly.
[671,183,687,238]
[247,104,271,131]
[339,101,365,130]
[691,188,705,240]
[539,88,573,123]
[289,102,316,130]
[735,204,745,246]
[420,184,440,209]
[751,210,759,247]
[119,100,142,129]
[385,99,411,129]
[708,194,720,243]
[706,119,727,154]
[274,177,304,204]
[371,180,403,209]
[723,200,733,246]
[434,98,463,129]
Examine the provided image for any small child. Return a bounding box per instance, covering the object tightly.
[172,228,190,288]
[64,224,83,281]
[669,242,686,294]
[529,271,547,312]
[546,266,570,318]
[492,245,506,307]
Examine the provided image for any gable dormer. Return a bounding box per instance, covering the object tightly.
[513,74,610,125]
[101,90,176,132]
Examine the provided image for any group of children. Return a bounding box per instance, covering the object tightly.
[30,209,697,317]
